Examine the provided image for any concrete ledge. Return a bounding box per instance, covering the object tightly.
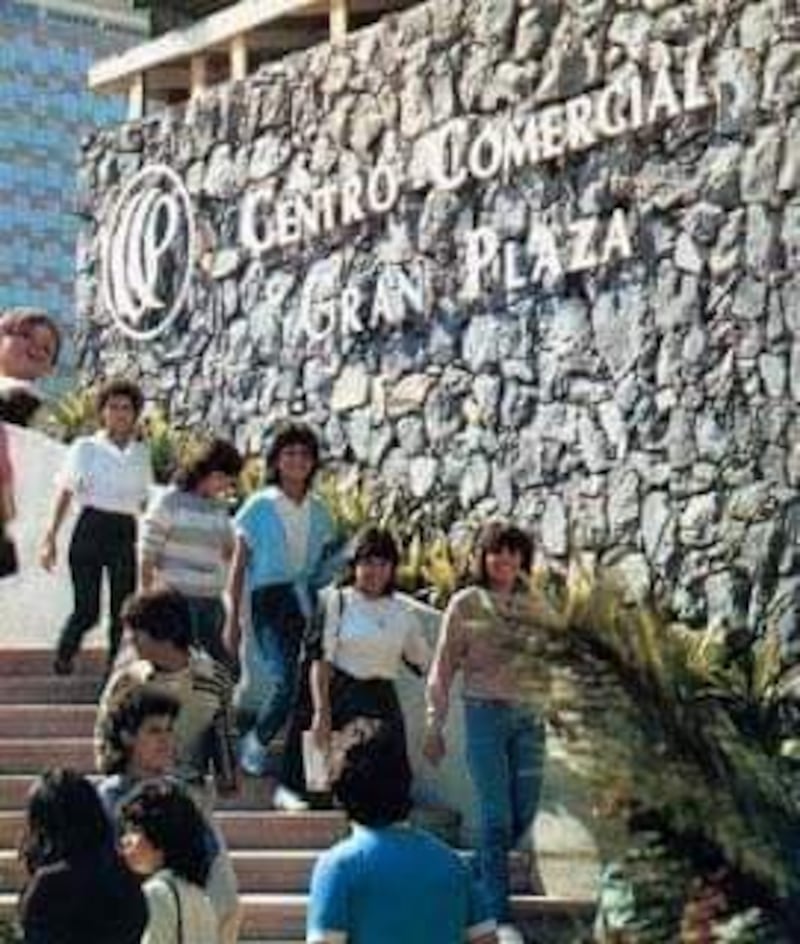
[89,0,322,94]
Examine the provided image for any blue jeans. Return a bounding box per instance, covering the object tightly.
[251,585,305,748]
[464,698,546,923]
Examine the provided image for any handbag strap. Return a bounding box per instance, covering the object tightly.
[330,587,346,664]
[163,874,184,944]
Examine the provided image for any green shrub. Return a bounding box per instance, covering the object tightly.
[501,563,800,942]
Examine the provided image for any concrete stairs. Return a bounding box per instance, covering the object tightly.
[0,649,595,941]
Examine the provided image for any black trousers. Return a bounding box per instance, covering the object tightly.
[56,507,136,665]
[283,663,407,796]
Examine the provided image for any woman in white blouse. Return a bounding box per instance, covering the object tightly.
[40,378,153,675]
[284,526,430,801]
[119,780,219,944]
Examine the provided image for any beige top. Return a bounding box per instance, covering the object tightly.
[95,651,237,792]
[425,584,545,729]
[143,870,219,944]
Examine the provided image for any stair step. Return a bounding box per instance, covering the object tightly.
[236,893,595,939]
[0,807,460,850]
[0,893,593,940]
[0,809,348,848]
[0,649,106,676]
[0,738,94,773]
[0,847,533,894]
[216,811,348,849]
[0,676,102,705]
[0,705,96,738]
[0,775,288,811]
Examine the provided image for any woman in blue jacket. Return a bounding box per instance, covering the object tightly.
[225,423,342,797]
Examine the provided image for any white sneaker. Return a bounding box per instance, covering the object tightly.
[272,784,310,812]
[239,730,269,776]
[497,924,526,944]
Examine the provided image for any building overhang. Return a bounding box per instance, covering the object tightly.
[88,0,420,118]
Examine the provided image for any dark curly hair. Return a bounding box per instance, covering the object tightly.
[342,526,400,595]
[103,687,180,776]
[329,718,412,828]
[173,438,243,492]
[120,589,192,650]
[119,780,211,887]
[265,422,320,490]
[96,377,145,418]
[472,520,533,587]
[20,769,112,873]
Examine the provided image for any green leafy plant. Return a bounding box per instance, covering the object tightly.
[316,472,477,607]
[501,563,800,943]
[38,386,213,487]
[34,387,97,442]
[139,409,214,485]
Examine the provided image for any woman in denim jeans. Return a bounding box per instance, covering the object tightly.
[224,423,342,805]
[423,522,546,944]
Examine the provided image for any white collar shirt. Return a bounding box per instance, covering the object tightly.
[60,431,152,515]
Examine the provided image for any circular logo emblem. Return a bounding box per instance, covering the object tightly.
[101,164,195,341]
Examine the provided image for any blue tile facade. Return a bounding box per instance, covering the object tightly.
[0,1,144,383]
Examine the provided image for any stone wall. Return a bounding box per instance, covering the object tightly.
[76,0,800,628]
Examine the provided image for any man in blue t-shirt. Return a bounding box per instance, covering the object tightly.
[306,719,498,944]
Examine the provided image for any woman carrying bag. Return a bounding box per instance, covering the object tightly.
[284,526,431,802]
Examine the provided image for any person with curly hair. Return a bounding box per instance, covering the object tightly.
[423,521,547,944]
[96,685,240,944]
[119,779,219,944]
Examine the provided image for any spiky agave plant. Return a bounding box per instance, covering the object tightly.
[500,563,800,943]
[34,387,98,442]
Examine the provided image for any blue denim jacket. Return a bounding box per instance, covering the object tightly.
[235,486,343,616]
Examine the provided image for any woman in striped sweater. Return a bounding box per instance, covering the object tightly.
[139,438,243,666]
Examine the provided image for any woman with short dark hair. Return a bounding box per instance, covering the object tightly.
[18,768,147,944]
[423,521,546,944]
[140,437,243,665]
[119,780,219,944]
[224,422,343,788]
[40,377,152,675]
[284,526,430,802]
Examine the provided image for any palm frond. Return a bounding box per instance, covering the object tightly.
[503,563,800,941]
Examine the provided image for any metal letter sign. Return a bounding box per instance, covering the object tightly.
[101,164,195,341]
